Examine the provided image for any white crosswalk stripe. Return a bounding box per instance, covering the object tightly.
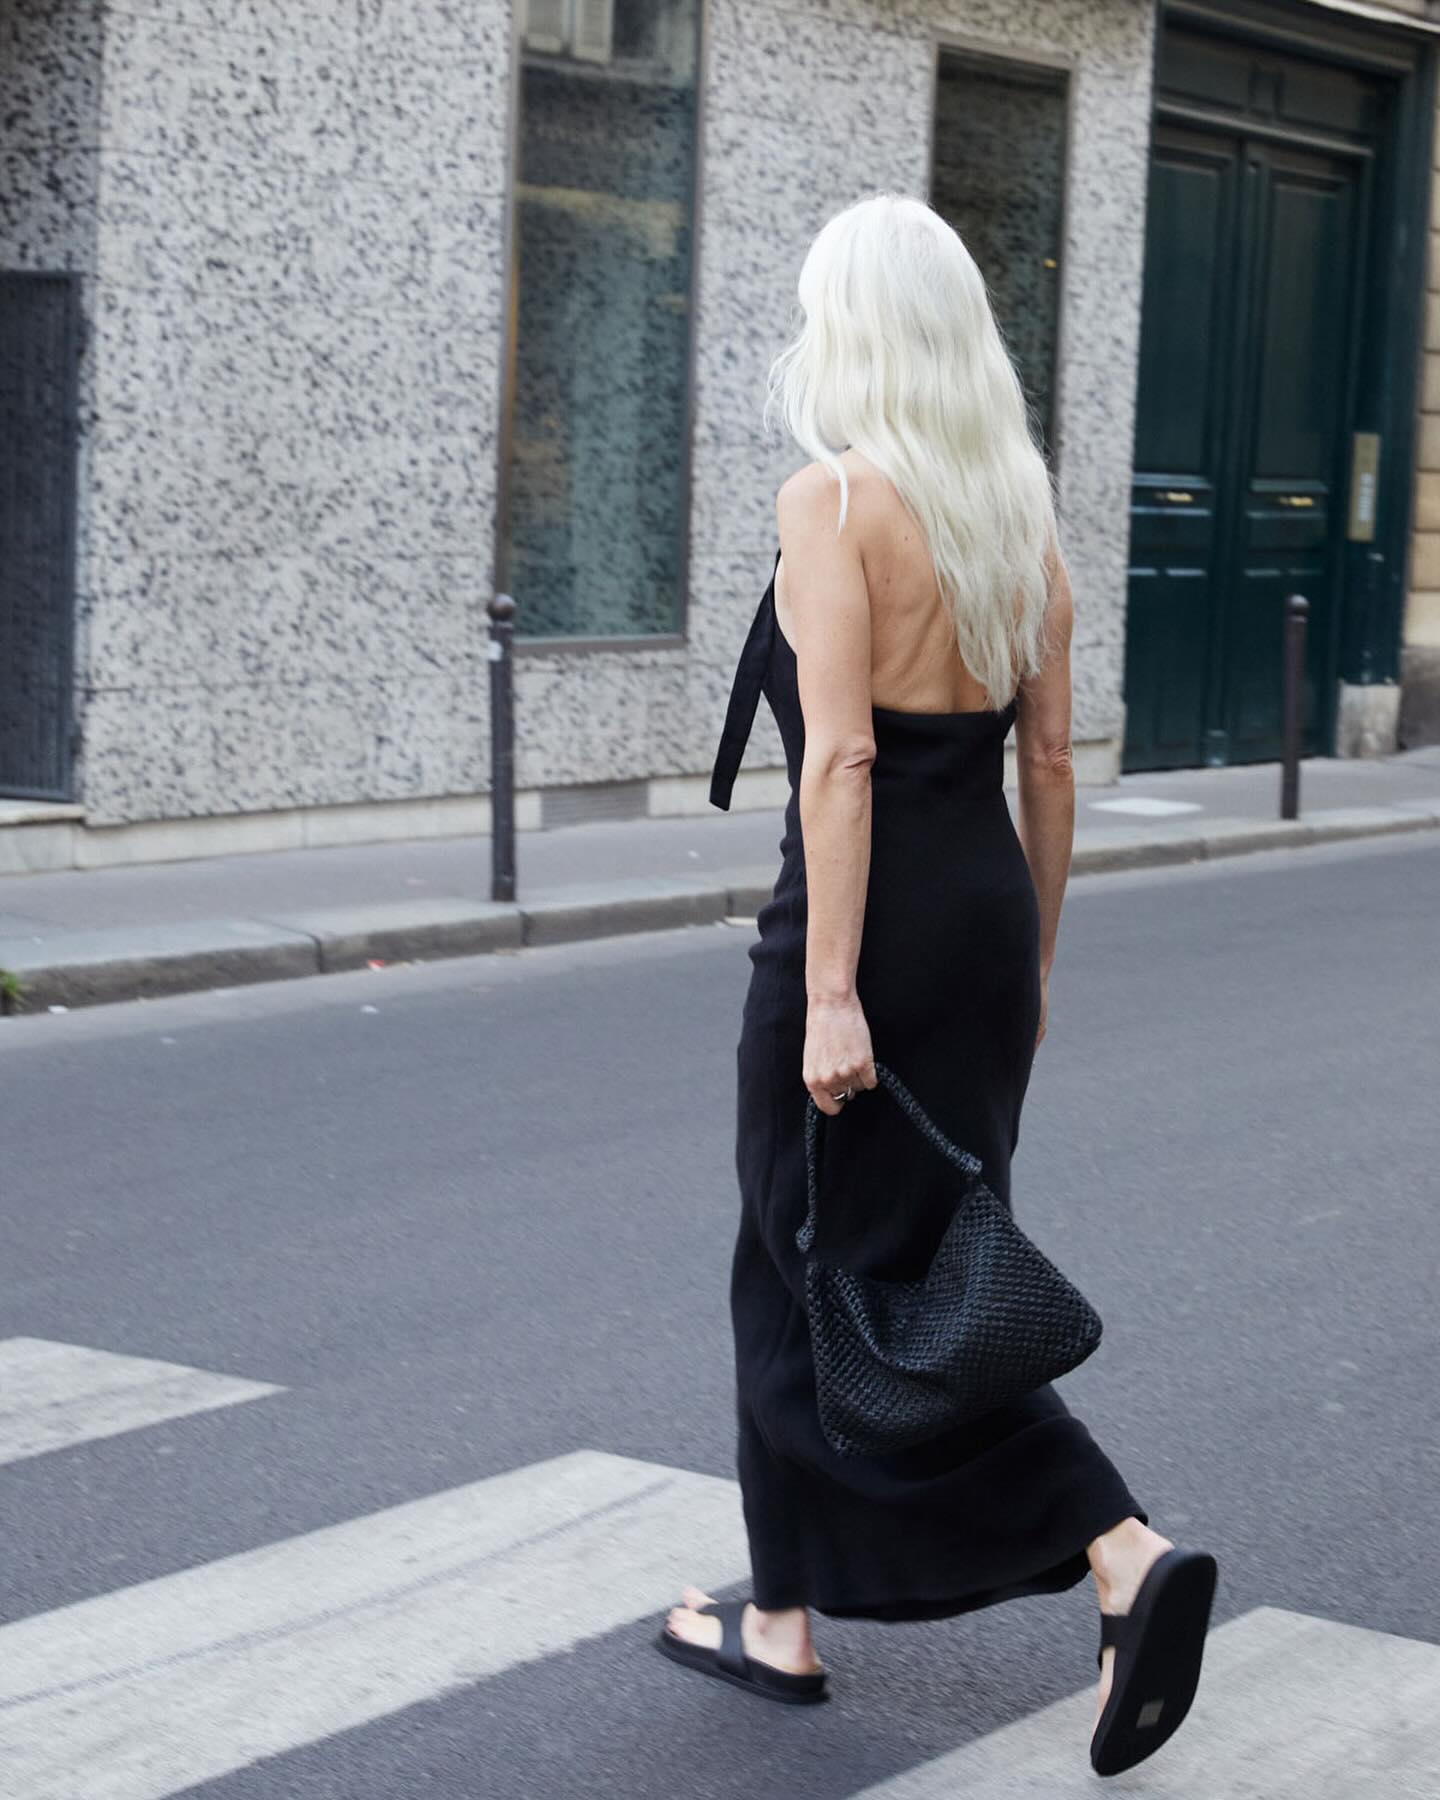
[0,1448,749,1800]
[4,1340,1437,1799]
[851,1605,1440,1799]
[0,1337,283,1468]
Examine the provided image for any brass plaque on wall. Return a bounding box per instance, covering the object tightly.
[1347,432,1381,543]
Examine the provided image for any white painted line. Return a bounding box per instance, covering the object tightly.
[0,1450,748,1800]
[1088,796,1206,816]
[0,1338,283,1469]
[850,1606,1440,1797]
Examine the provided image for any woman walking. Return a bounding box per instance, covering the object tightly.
[655,194,1216,1778]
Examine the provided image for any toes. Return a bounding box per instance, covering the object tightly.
[661,1584,718,1650]
[664,1596,721,1650]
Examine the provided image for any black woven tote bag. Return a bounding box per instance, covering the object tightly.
[797,1060,1103,1458]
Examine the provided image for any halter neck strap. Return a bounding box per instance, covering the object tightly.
[708,547,782,811]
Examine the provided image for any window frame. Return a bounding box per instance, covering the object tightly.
[494,0,710,656]
[925,32,1078,484]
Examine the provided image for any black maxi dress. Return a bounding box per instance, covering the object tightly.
[707,547,1145,1623]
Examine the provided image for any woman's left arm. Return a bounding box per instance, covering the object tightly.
[776,467,880,1117]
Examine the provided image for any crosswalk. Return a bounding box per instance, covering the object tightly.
[2,1336,1437,1800]
[0,1337,282,1466]
[850,1607,1440,1798]
[0,1447,749,1799]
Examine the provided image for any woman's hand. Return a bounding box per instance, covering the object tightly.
[804,994,879,1116]
[1036,968,1050,1050]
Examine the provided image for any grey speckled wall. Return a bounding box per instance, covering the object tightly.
[0,0,102,282]
[66,0,511,826]
[7,0,1153,830]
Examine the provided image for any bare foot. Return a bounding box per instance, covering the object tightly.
[1088,1519,1175,1727]
[663,1586,823,1676]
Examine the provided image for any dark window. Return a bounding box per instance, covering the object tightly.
[506,0,701,639]
[931,48,1069,459]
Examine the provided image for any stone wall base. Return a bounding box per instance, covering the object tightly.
[1335,680,1402,757]
[1398,646,1440,748]
[0,737,1124,875]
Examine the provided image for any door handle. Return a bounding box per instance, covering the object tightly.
[1159,490,1195,503]
[1276,494,1316,508]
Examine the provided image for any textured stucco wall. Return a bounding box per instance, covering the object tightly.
[51,0,1153,828]
[73,0,510,826]
[0,0,102,282]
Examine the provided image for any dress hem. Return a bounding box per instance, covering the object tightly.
[754,1500,1149,1624]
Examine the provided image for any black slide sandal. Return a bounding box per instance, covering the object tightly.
[1090,1546,1218,1777]
[654,1599,829,1705]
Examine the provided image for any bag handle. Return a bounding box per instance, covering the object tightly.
[797,1059,984,1254]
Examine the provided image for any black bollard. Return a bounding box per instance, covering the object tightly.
[487,591,517,903]
[1280,594,1308,822]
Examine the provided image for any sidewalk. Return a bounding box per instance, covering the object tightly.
[3,747,1439,1013]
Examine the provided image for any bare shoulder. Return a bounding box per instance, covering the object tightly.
[777,459,838,527]
[781,460,882,586]
[776,464,866,613]
[776,453,881,540]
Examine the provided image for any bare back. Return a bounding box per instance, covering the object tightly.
[773,450,994,716]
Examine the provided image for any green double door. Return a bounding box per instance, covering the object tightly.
[1123,124,1366,770]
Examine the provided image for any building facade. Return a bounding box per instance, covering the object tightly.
[1130,0,1439,771]
[1,0,1436,870]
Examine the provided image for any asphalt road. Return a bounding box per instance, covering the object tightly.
[1,832,1437,1799]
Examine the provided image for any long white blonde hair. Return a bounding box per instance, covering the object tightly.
[762,191,1058,709]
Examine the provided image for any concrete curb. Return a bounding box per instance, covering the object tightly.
[0,919,319,1012]
[1,811,1435,1017]
[256,898,525,973]
[1069,804,1440,874]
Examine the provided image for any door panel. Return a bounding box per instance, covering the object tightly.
[1123,129,1238,772]
[1251,174,1352,481]
[1124,123,1364,770]
[1224,149,1357,763]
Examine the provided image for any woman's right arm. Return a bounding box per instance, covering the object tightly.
[1013,543,1076,1047]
